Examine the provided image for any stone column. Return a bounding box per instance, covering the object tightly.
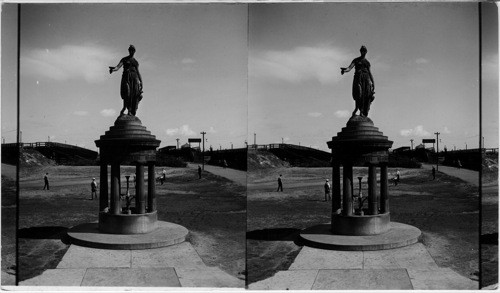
[368,164,378,215]
[342,163,353,216]
[110,162,121,215]
[332,158,341,217]
[147,163,156,212]
[136,164,146,214]
[99,163,108,212]
[380,164,389,214]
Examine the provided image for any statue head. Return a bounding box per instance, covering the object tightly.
[360,46,367,54]
[128,45,136,54]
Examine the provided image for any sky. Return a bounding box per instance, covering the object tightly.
[249,2,498,151]
[2,3,248,151]
[1,3,498,152]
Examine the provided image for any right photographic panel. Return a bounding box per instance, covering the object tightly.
[247,2,496,290]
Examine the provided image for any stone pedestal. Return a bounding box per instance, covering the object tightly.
[299,115,421,250]
[66,114,189,249]
[95,115,161,234]
[327,115,393,235]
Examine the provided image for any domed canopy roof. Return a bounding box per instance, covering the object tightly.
[95,115,160,164]
[327,116,393,165]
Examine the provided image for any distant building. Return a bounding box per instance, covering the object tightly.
[393,146,411,154]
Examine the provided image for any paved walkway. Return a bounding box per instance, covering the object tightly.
[421,163,479,186]
[20,241,244,288]
[187,163,246,187]
[250,243,478,290]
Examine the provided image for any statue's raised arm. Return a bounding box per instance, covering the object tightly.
[109,45,143,116]
[340,46,375,117]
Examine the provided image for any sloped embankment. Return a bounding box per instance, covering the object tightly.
[247,150,290,170]
[20,148,57,167]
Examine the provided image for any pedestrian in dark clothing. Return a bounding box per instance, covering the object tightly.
[432,166,436,180]
[43,173,49,190]
[277,175,283,192]
[324,179,331,201]
[198,165,202,179]
[160,169,166,185]
[91,178,98,200]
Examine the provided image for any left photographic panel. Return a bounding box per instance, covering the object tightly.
[15,3,247,288]
[1,3,19,287]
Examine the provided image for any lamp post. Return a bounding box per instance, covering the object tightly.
[200,132,206,170]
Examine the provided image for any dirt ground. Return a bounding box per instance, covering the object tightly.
[17,165,245,283]
[2,164,17,285]
[481,169,498,288]
[247,166,480,284]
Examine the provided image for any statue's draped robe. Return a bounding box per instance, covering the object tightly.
[352,57,374,116]
[120,57,142,115]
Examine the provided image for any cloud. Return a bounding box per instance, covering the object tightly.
[400,125,431,137]
[166,124,196,136]
[334,110,351,118]
[250,45,352,84]
[308,112,322,118]
[166,128,179,136]
[181,58,195,64]
[415,58,429,64]
[100,109,116,117]
[73,111,89,116]
[208,126,216,133]
[21,44,117,83]
[443,126,451,134]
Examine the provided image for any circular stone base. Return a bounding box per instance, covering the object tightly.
[332,212,390,236]
[66,221,188,250]
[299,222,421,251]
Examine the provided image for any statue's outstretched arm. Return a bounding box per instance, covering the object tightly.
[341,61,355,75]
[109,60,124,74]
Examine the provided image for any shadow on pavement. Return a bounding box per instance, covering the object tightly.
[481,233,499,245]
[18,226,68,240]
[247,228,301,242]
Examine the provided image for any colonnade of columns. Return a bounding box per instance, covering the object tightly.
[99,162,157,214]
[331,162,389,217]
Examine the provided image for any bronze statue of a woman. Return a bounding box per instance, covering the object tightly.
[341,46,375,117]
[109,45,143,116]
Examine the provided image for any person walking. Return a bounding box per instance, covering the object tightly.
[392,170,400,186]
[432,166,436,180]
[90,178,98,200]
[457,159,462,169]
[198,165,202,179]
[43,173,49,190]
[277,174,283,192]
[160,168,167,185]
[324,179,331,201]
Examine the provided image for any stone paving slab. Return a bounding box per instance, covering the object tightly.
[407,268,478,290]
[363,243,439,269]
[248,270,319,290]
[19,269,87,286]
[131,242,205,268]
[176,267,244,288]
[311,269,413,290]
[289,246,363,270]
[80,268,181,287]
[389,242,441,269]
[56,245,131,268]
